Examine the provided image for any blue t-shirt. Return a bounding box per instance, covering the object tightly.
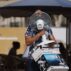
[25,25,53,51]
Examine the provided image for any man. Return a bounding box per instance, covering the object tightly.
[23,10,56,71]
[7,41,20,71]
[25,10,56,50]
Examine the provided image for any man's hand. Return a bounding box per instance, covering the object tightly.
[38,30,45,37]
[25,30,45,46]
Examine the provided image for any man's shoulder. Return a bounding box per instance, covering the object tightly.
[25,26,36,36]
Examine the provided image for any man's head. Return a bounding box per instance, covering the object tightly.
[12,41,20,49]
[36,19,45,30]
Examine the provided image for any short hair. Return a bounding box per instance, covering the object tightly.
[13,41,20,49]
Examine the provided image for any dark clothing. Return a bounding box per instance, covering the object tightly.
[24,58,40,71]
[7,48,17,71]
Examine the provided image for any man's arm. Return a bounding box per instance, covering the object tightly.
[49,34,57,42]
[25,30,45,46]
[47,28,56,42]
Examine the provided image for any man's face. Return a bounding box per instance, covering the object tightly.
[36,19,44,30]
